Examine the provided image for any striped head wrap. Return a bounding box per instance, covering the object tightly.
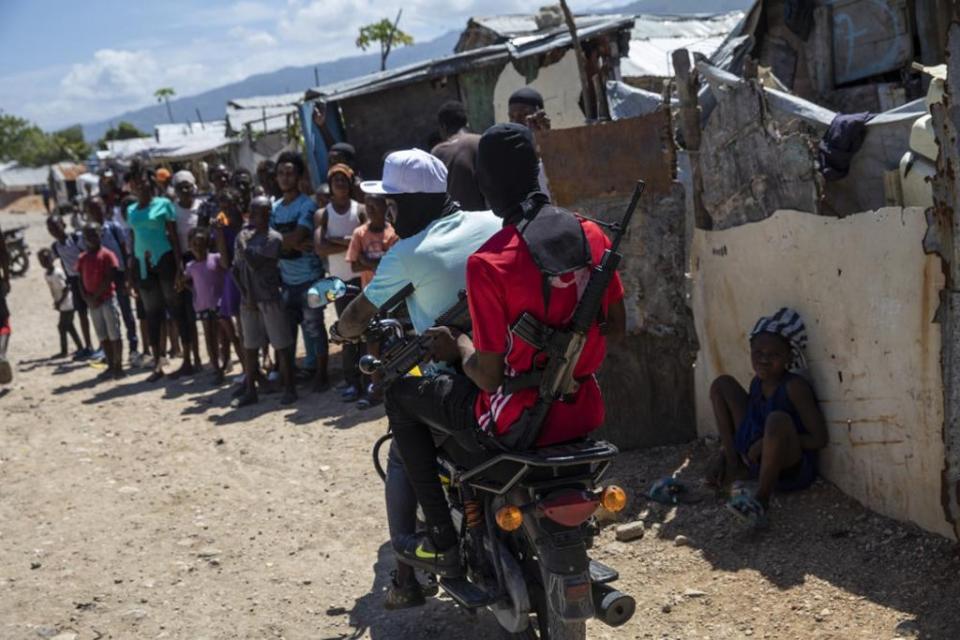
[750,307,808,370]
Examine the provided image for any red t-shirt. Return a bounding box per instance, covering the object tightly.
[467,218,624,446]
[77,247,119,303]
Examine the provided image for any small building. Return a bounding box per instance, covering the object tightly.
[225,92,302,173]
[49,162,88,206]
[0,163,49,209]
[301,12,636,183]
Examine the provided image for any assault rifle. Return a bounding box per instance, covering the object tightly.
[358,291,471,388]
[498,180,645,451]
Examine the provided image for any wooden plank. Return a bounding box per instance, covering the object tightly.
[535,110,674,208]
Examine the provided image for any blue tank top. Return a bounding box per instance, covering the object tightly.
[734,372,807,454]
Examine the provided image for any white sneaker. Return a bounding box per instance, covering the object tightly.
[129,350,144,368]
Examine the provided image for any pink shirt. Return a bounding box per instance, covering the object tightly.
[185,254,225,312]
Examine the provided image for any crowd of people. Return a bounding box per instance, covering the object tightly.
[0,86,828,607]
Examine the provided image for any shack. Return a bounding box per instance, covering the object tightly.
[671,0,959,540]
[301,12,635,184]
[225,92,302,172]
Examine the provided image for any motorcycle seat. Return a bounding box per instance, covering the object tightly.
[455,439,618,495]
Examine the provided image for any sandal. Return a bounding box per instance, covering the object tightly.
[726,493,769,529]
[646,477,701,505]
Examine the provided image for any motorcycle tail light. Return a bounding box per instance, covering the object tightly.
[539,489,600,527]
[600,485,627,513]
[495,505,524,531]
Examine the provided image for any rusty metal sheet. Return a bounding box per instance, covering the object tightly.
[536,110,674,208]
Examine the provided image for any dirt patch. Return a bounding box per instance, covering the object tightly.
[1,211,958,639]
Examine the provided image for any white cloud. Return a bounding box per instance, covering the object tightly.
[229,26,278,47]
[1,0,600,129]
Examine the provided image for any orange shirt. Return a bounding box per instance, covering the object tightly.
[346,222,399,288]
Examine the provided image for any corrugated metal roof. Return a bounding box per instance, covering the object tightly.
[227,92,302,110]
[305,15,635,103]
[0,164,49,189]
[226,104,298,134]
[51,162,87,181]
[622,11,746,78]
[155,120,228,144]
[105,137,155,159]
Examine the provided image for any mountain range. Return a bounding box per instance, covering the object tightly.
[81,0,753,142]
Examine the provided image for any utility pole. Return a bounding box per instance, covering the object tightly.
[382,9,403,71]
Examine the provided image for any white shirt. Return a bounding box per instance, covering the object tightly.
[174,199,202,255]
[324,200,362,282]
[45,265,73,311]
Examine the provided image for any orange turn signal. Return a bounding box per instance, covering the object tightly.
[495,505,524,531]
[600,485,627,513]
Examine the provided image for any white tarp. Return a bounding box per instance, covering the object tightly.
[622,12,745,78]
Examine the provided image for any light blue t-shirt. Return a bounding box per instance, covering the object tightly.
[364,210,502,334]
[270,193,323,286]
[128,197,176,279]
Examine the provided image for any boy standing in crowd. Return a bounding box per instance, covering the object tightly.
[77,223,124,379]
[87,196,139,365]
[47,215,94,359]
[38,248,83,358]
[233,197,296,407]
[271,151,327,392]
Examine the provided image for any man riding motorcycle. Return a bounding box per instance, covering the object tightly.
[388,123,626,578]
[332,148,502,607]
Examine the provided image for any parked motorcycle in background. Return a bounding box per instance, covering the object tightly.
[3,225,30,277]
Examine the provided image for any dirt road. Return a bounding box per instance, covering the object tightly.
[2,210,959,640]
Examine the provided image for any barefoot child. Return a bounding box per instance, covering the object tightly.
[231,196,296,407]
[77,223,124,379]
[708,308,827,527]
[184,228,226,384]
[38,249,84,358]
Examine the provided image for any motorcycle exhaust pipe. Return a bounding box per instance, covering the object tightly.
[592,582,635,627]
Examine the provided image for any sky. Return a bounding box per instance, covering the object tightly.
[0,0,612,131]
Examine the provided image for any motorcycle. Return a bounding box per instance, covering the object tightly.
[363,313,637,639]
[3,225,30,277]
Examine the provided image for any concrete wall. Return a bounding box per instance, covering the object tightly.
[689,207,954,539]
[493,50,585,130]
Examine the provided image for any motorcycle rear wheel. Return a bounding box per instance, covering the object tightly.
[513,579,586,640]
[9,248,28,277]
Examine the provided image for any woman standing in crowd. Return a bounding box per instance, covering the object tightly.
[126,159,194,382]
[316,163,365,402]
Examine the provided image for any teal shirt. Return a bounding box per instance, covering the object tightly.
[364,210,501,334]
[128,197,177,278]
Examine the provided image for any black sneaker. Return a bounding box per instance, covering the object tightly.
[383,571,427,610]
[394,533,462,578]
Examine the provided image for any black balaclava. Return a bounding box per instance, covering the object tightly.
[477,123,546,224]
[391,192,459,239]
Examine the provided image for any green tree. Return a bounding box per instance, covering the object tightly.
[0,112,92,166]
[154,87,176,123]
[356,10,414,71]
[98,121,149,150]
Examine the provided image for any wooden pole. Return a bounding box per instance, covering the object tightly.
[672,48,710,230]
[559,0,596,121]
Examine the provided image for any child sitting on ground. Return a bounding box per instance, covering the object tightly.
[38,248,84,358]
[708,308,827,527]
[184,228,226,384]
[77,223,124,379]
[231,196,296,408]
[346,193,398,408]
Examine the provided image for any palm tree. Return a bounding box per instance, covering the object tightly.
[154,87,176,123]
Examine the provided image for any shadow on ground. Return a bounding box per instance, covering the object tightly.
[604,441,960,639]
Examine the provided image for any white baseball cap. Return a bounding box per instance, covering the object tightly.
[361,149,447,195]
